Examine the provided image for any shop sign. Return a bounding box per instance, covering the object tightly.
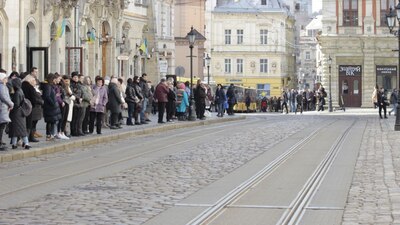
[339,65,362,76]
[376,66,397,76]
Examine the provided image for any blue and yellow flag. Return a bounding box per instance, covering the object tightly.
[55,18,66,40]
[139,38,148,55]
[88,29,96,44]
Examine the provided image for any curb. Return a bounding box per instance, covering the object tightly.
[0,116,246,164]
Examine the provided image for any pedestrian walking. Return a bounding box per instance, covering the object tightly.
[281,90,289,114]
[377,87,388,119]
[226,84,236,115]
[372,84,379,108]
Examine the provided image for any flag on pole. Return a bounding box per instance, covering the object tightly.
[139,38,148,55]
[55,18,66,40]
[88,29,96,44]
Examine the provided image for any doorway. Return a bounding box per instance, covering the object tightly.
[27,47,48,81]
[339,75,362,107]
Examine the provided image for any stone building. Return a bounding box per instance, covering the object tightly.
[174,0,206,83]
[211,0,295,97]
[0,0,149,82]
[318,0,397,107]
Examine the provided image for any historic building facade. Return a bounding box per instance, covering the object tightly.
[318,0,397,107]
[211,0,295,97]
[0,0,150,82]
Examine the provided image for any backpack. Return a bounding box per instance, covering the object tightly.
[20,98,32,117]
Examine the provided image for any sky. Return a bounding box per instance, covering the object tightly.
[312,0,322,13]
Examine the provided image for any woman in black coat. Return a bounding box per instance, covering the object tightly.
[40,73,62,140]
[22,75,43,142]
[107,78,123,129]
[9,78,31,149]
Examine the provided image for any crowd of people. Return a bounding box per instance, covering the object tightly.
[0,68,221,151]
[259,86,328,114]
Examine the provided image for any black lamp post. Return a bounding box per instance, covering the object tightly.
[328,55,333,112]
[386,2,400,130]
[188,26,197,121]
[205,54,211,85]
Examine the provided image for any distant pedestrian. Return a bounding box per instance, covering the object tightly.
[226,84,236,115]
[107,77,123,129]
[377,87,388,119]
[281,90,289,114]
[153,78,169,124]
[372,84,379,108]
[215,84,226,117]
[89,76,108,134]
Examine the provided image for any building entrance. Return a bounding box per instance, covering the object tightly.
[27,47,48,81]
[338,65,362,107]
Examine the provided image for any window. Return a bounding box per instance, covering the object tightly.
[225,29,231,45]
[261,0,267,5]
[237,29,243,44]
[260,59,268,73]
[225,59,231,73]
[381,0,395,26]
[342,80,349,94]
[260,29,268,44]
[257,84,270,97]
[237,59,243,73]
[305,52,311,60]
[343,0,358,26]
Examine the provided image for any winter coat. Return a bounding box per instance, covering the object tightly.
[40,81,62,123]
[81,84,92,108]
[139,78,150,98]
[133,83,144,100]
[176,89,189,113]
[0,82,13,124]
[215,88,226,104]
[9,78,27,137]
[107,82,122,114]
[90,85,108,113]
[154,83,169,103]
[22,81,43,121]
[125,83,138,104]
[70,80,84,107]
[226,86,236,104]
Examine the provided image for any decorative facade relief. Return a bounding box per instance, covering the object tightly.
[31,0,39,14]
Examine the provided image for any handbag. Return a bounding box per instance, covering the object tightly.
[20,98,32,117]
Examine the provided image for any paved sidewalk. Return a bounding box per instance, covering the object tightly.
[0,113,245,163]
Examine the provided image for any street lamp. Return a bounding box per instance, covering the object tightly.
[187,26,196,121]
[328,55,333,112]
[386,2,400,130]
[205,54,211,85]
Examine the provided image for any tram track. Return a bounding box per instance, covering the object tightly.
[0,118,265,208]
[185,119,356,225]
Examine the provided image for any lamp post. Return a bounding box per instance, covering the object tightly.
[328,55,333,112]
[386,2,400,130]
[205,54,211,85]
[187,26,197,121]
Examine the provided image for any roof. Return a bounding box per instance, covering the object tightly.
[214,0,288,13]
[184,28,206,41]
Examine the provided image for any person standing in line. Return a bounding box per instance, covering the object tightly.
[89,76,108,134]
[52,74,69,140]
[0,70,13,151]
[175,82,189,120]
[377,87,388,119]
[166,80,176,122]
[125,78,136,126]
[60,75,74,137]
[296,91,303,114]
[215,84,226,117]
[226,84,236,115]
[70,72,85,136]
[289,89,297,113]
[9,77,31,149]
[153,78,169,124]
[389,88,398,116]
[132,76,144,125]
[194,79,206,120]
[139,73,150,124]
[281,90,289,114]
[107,77,123,129]
[40,73,62,141]
[21,75,43,142]
[81,76,93,134]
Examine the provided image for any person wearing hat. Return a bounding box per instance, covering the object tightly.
[0,70,14,150]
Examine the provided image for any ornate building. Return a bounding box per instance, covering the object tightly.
[0,0,149,81]
[318,0,397,107]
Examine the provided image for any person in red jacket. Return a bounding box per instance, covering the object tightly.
[153,78,169,124]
